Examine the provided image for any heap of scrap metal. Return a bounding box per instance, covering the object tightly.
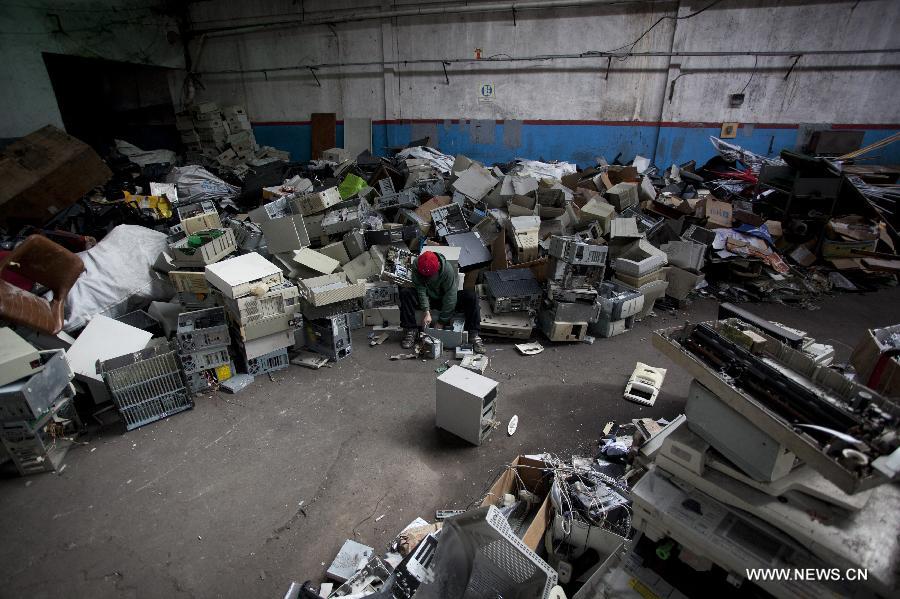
[574,316,900,599]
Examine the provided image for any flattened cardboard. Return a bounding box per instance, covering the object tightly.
[0,126,112,225]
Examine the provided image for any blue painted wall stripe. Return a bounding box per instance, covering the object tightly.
[252,122,900,168]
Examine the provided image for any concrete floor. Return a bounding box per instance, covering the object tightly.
[1,286,898,598]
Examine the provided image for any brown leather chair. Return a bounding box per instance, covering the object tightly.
[0,235,85,335]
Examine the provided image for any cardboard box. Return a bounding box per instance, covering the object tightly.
[705,198,733,228]
[479,455,552,552]
[490,228,547,282]
[413,195,452,224]
[0,126,112,226]
[821,238,877,259]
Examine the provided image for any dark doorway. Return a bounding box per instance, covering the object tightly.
[42,53,179,155]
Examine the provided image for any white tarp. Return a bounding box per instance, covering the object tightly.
[166,165,239,205]
[62,225,174,332]
[115,139,177,167]
[709,137,784,173]
[511,159,577,181]
[395,146,455,175]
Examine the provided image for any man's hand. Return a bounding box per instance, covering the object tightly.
[422,311,432,328]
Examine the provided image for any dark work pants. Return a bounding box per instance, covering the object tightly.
[399,287,480,334]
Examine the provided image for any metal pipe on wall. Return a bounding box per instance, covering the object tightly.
[190,0,676,38]
[194,48,900,76]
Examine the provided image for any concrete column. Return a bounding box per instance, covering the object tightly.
[380,1,401,121]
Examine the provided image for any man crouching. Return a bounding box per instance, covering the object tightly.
[398,250,484,354]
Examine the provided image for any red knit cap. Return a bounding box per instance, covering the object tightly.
[417,251,440,277]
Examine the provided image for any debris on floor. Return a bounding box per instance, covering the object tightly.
[1,97,899,598]
[1,121,896,454]
[622,362,667,407]
[292,309,900,598]
[515,341,544,355]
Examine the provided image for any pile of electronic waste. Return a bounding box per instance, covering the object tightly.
[294,447,645,599]
[571,315,900,599]
[290,505,562,599]
[3,107,897,478]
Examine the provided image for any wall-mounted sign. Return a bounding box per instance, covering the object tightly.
[479,82,495,103]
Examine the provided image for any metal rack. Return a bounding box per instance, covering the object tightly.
[99,342,193,431]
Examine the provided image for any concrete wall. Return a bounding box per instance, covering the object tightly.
[187,0,900,166]
[0,1,183,139]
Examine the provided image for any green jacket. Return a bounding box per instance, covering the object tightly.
[411,253,458,324]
